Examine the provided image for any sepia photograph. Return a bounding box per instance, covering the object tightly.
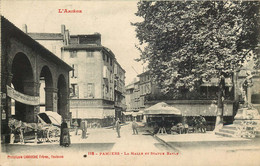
[0,0,260,166]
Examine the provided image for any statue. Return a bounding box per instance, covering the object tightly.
[241,71,253,107]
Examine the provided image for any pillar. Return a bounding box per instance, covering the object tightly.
[23,80,40,122]
[44,87,58,112]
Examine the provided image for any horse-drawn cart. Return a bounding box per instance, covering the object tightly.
[8,111,61,144]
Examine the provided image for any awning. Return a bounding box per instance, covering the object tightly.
[132,112,138,117]
[144,102,182,116]
[123,112,133,116]
[137,111,144,116]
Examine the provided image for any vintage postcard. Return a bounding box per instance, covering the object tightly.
[1,1,260,166]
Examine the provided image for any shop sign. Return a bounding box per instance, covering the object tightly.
[6,85,40,106]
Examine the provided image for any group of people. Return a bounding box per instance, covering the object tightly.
[73,120,88,139]
[112,118,139,138]
[191,115,207,133]
[171,115,207,134]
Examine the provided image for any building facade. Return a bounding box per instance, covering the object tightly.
[135,70,235,129]
[114,61,126,120]
[1,17,72,143]
[27,26,126,127]
[62,34,116,127]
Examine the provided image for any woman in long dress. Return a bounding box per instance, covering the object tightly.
[60,121,71,147]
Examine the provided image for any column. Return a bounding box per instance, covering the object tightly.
[23,80,39,122]
[44,87,58,112]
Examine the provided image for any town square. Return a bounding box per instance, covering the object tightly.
[0,1,260,166]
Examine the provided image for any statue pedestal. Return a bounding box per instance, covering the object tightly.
[233,107,260,138]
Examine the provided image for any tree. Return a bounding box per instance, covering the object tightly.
[133,1,259,129]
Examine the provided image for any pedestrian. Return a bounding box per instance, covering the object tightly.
[199,115,207,133]
[183,117,189,134]
[112,118,116,130]
[132,118,138,135]
[60,120,71,147]
[81,120,88,139]
[73,120,79,135]
[115,118,121,138]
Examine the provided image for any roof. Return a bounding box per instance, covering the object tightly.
[114,60,126,73]
[62,44,115,58]
[125,83,135,90]
[28,33,63,40]
[62,44,103,50]
[137,70,150,77]
[1,16,73,71]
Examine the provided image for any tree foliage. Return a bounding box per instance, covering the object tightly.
[133,1,259,94]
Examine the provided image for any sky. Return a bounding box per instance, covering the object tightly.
[1,0,144,84]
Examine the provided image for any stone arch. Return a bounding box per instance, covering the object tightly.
[39,65,55,112]
[11,52,35,122]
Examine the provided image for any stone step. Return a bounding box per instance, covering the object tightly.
[233,120,260,125]
[223,125,238,130]
[219,128,236,135]
[215,131,233,137]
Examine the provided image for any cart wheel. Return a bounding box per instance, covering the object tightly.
[37,130,47,143]
[47,127,60,142]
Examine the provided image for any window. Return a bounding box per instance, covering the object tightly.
[71,84,79,97]
[71,64,78,78]
[103,54,105,61]
[110,87,113,100]
[70,50,77,58]
[87,51,94,57]
[86,83,95,98]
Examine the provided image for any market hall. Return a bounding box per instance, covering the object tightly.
[1,16,72,143]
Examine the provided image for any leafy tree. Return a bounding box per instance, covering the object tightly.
[133,1,259,129]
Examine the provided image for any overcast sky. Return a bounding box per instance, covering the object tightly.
[1,0,144,84]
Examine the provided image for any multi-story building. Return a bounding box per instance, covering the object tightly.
[27,25,126,127]
[61,33,116,127]
[125,82,135,112]
[114,61,126,120]
[124,78,144,121]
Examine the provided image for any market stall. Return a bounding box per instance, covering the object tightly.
[144,102,182,134]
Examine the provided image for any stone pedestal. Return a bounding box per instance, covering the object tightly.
[233,107,260,138]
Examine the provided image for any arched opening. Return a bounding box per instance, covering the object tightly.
[39,66,53,112]
[57,74,67,118]
[11,53,34,122]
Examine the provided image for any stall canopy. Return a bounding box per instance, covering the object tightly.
[144,102,182,116]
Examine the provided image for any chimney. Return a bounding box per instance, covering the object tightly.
[61,24,66,35]
[22,24,27,33]
[65,30,70,45]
